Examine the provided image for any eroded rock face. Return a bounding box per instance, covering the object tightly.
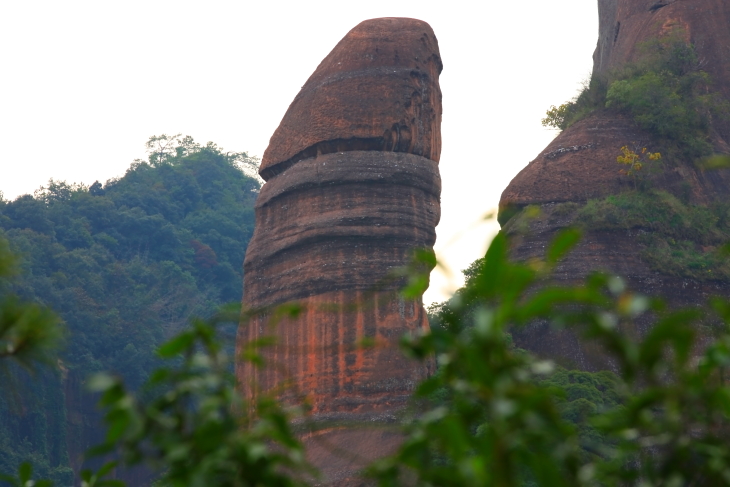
[593,0,730,102]
[502,111,647,206]
[500,0,730,369]
[237,17,442,485]
[505,207,728,371]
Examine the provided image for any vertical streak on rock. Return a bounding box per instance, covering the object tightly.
[592,0,619,76]
[236,18,442,485]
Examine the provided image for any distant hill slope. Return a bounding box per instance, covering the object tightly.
[0,136,259,486]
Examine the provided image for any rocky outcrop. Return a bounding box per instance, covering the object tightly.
[504,0,730,209]
[237,17,442,485]
[595,0,730,147]
[500,0,730,369]
[501,112,647,206]
[259,17,442,181]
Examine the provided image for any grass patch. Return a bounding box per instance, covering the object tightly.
[577,191,730,280]
[504,191,730,281]
[576,191,727,244]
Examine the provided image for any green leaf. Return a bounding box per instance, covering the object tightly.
[472,231,508,298]
[401,274,430,299]
[96,461,118,478]
[412,248,437,269]
[18,463,31,484]
[81,469,93,482]
[699,154,730,170]
[0,473,19,487]
[546,227,582,264]
[157,332,194,358]
[106,410,131,442]
[85,443,115,457]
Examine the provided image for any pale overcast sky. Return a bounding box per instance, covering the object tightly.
[0,1,598,304]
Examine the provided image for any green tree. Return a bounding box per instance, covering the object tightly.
[0,235,61,377]
[88,305,312,487]
[542,29,729,161]
[0,135,261,485]
[371,230,730,486]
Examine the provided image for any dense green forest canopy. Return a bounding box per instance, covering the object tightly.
[0,136,260,484]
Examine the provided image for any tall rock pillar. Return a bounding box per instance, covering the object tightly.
[236,17,442,484]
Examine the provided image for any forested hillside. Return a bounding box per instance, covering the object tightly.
[0,136,260,485]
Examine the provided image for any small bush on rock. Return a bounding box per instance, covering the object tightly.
[543,28,729,162]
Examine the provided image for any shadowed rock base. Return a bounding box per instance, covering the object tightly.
[302,426,403,486]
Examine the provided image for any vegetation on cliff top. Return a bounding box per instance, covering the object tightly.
[533,28,730,282]
[543,29,729,161]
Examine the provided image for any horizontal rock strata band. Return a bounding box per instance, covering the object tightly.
[244,151,440,308]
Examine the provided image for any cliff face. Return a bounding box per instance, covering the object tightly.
[236,18,442,485]
[500,0,730,369]
[593,0,730,102]
[504,0,730,209]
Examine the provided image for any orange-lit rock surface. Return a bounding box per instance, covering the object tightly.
[237,17,442,485]
[500,0,730,369]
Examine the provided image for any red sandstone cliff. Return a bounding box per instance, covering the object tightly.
[500,0,730,369]
[503,0,730,209]
[236,18,442,485]
[593,0,730,100]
